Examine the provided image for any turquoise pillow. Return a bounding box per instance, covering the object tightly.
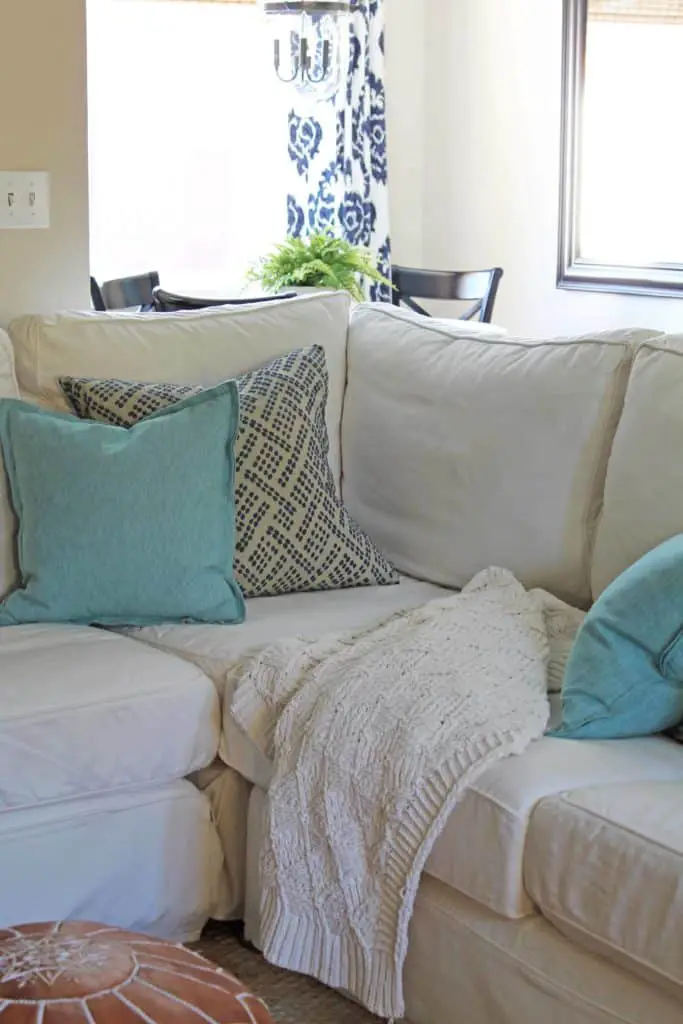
[551,534,683,739]
[0,383,245,626]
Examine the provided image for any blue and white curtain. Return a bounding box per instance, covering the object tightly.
[286,0,391,301]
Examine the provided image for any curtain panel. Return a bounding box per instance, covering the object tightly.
[589,0,683,22]
[286,0,391,301]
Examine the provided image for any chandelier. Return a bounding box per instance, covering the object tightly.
[263,1,351,101]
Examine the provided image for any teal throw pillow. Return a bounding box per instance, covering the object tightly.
[551,534,683,739]
[0,382,245,626]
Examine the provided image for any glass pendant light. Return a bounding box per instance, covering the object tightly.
[263,1,351,103]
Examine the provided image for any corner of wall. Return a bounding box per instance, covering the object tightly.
[0,0,90,327]
[385,0,427,267]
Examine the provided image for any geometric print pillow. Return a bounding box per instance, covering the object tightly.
[60,346,398,599]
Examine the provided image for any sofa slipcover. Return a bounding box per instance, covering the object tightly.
[132,575,452,790]
[0,781,230,939]
[427,733,683,920]
[342,311,656,606]
[8,291,350,485]
[245,789,683,1024]
[242,729,683,924]
[592,337,683,596]
[403,877,683,1024]
[0,625,219,811]
[526,779,683,998]
[134,578,683,924]
[0,329,19,599]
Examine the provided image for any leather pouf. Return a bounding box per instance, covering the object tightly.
[0,921,275,1023]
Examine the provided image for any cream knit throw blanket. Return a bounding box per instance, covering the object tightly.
[231,569,553,1020]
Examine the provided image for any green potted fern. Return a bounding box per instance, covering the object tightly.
[249,233,391,303]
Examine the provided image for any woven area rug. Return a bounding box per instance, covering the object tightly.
[193,923,394,1023]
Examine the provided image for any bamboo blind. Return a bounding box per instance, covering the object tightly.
[589,0,683,22]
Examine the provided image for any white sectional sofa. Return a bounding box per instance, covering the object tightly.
[1,293,683,1024]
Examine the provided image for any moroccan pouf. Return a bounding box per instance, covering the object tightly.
[0,921,275,1023]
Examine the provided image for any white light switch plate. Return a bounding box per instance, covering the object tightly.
[0,171,50,229]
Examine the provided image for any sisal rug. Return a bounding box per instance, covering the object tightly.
[193,922,396,1023]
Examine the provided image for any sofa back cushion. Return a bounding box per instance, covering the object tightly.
[342,307,653,606]
[367,303,509,339]
[0,330,20,599]
[8,292,350,485]
[592,337,683,596]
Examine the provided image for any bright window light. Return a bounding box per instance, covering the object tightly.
[581,20,683,266]
[559,0,683,296]
[87,0,290,293]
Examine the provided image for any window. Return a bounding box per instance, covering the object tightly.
[87,0,289,293]
[558,0,683,296]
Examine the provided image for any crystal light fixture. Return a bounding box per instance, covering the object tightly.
[263,0,351,101]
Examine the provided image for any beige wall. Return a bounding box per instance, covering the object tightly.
[0,0,89,327]
[385,0,426,267]
[421,0,683,336]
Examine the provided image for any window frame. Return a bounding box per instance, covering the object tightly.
[557,0,683,298]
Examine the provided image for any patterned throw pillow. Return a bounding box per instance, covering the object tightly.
[60,346,398,599]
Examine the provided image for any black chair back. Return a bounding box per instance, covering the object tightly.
[152,287,297,313]
[90,276,106,312]
[391,266,503,323]
[101,271,160,311]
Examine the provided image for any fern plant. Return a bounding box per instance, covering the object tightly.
[249,233,391,303]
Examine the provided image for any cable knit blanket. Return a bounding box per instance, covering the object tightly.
[231,569,561,1020]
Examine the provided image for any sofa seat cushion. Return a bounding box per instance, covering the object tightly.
[0,625,219,811]
[525,780,683,998]
[243,729,683,926]
[426,732,683,920]
[131,575,453,789]
[131,581,683,924]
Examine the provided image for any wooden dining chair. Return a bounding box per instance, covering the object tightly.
[391,266,503,323]
[152,287,297,312]
[100,271,160,311]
